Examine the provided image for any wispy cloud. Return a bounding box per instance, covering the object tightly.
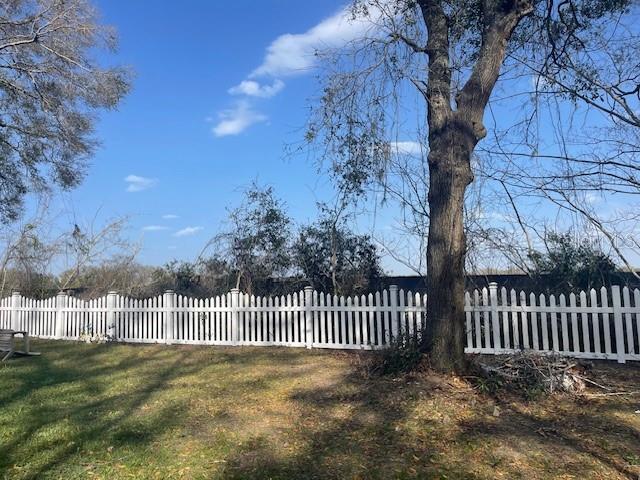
[212,5,380,137]
[585,192,603,205]
[174,226,203,237]
[250,7,379,78]
[125,175,158,192]
[388,141,423,156]
[162,214,179,220]
[228,79,285,98]
[213,100,268,137]
[142,225,169,232]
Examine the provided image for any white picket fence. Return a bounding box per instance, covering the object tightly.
[1,284,638,363]
[465,284,640,363]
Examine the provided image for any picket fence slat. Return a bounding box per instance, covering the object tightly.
[635,289,640,355]
[465,292,473,349]
[3,283,638,362]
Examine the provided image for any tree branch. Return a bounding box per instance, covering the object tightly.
[418,0,452,128]
[457,0,534,130]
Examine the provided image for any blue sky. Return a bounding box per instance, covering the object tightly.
[52,0,365,267]
[39,1,639,273]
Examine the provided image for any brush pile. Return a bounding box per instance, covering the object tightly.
[473,352,588,397]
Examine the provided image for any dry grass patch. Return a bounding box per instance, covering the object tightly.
[0,341,638,479]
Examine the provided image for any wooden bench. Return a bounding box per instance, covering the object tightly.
[0,329,40,361]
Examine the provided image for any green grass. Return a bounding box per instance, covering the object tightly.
[1,341,639,479]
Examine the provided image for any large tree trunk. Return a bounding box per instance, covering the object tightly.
[424,123,474,372]
[417,0,533,372]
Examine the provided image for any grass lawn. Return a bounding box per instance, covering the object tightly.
[1,341,639,479]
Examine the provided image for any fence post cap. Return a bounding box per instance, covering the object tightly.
[389,284,398,290]
[304,286,314,292]
[489,282,498,288]
[107,290,118,295]
[230,288,240,293]
[163,289,174,294]
[11,291,20,296]
[57,290,67,296]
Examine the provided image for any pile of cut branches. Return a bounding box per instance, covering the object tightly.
[472,352,589,398]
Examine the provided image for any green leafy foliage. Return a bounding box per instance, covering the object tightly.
[370,329,425,376]
[214,183,292,295]
[0,0,131,222]
[528,232,617,292]
[293,213,382,296]
[151,258,235,298]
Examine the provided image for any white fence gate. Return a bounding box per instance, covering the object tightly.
[1,284,638,363]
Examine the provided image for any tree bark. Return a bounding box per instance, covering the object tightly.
[424,122,475,372]
[417,0,534,372]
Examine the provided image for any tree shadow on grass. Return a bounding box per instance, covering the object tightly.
[456,394,640,479]
[219,367,482,479]
[0,343,200,478]
[0,341,169,406]
[0,341,322,479]
[219,359,640,480]
[2,343,639,479]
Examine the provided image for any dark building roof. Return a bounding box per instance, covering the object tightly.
[379,272,640,293]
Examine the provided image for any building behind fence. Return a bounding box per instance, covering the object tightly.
[1,284,638,363]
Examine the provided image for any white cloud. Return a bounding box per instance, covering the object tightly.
[125,175,158,192]
[531,73,555,91]
[212,100,268,137]
[174,226,203,237]
[389,141,423,156]
[212,5,381,139]
[250,6,379,78]
[486,211,512,222]
[142,225,169,232]
[162,214,179,220]
[228,79,285,98]
[585,192,603,205]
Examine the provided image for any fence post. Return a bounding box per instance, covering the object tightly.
[231,288,240,346]
[107,291,118,342]
[55,291,67,339]
[611,285,626,364]
[389,285,399,341]
[163,290,175,344]
[304,286,314,349]
[489,283,500,351]
[10,291,21,332]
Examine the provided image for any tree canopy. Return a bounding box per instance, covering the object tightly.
[307,0,637,371]
[529,232,618,292]
[209,184,292,294]
[0,0,130,222]
[294,213,382,296]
